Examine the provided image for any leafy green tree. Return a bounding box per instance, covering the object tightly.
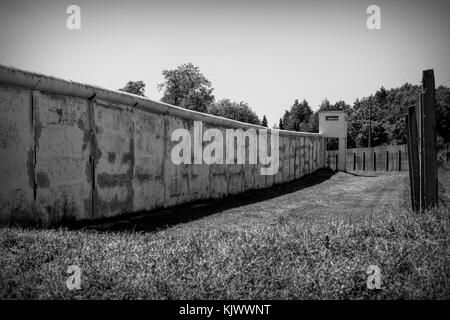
[282,99,313,131]
[281,110,291,130]
[318,98,332,111]
[261,115,268,127]
[332,100,352,112]
[298,113,316,132]
[353,121,389,147]
[278,118,284,130]
[208,99,261,125]
[309,112,319,133]
[158,63,215,113]
[119,80,146,97]
[346,84,422,147]
[318,98,351,113]
[436,85,450,144]
[280,99,314,131]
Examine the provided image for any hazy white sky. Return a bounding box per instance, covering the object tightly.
[1,0,449,126]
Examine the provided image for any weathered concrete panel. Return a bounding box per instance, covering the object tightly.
[305,138,311,175]
[254,132,267,189]
[300,138,305,176]
[228,164,244,195]
[210,163,228,199]
[274,136,285,184]
[243,164,255,191]
[288,136,296,181]
[294,138,300,179]
[313,138,320,171]
[133,109,165,211]
[163,115,190,206]
[0,85,33,224]
[190,163,211,200]
[283,136,291,181]
[34,92,91,223]
[263,131,276,188]
[207,126,227,198]
[242,133,258,191]
[314,138,320,171]
[93,100,133,218]
[185,122,211,202]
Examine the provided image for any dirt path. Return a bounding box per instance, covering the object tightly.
[88,170,411,233]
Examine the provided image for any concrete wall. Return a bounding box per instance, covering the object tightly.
[0,65,325,225]
[326,144,408,172]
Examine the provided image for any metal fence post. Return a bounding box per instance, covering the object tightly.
[385,151,389,171]
[407,106,420,211]
[363,152,366,171]
[421,69,438,209]
[353,152,356,171]
[373,152,376,171]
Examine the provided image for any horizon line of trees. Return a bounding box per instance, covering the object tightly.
[118,63,449,149]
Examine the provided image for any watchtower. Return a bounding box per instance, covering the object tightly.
[319,111,347,171]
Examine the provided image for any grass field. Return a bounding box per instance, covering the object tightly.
[1,169,449,299]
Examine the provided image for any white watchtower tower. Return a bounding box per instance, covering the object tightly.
[319,111,347,171]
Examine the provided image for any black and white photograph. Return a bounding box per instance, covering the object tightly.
[0,0,449,308]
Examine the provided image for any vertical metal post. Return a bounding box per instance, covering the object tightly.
[385,151,389,171]
[421,69,438,208]
[373,152,376,172]
[363,152,366,171]
[353,152,356,171]
[407,106,420,211]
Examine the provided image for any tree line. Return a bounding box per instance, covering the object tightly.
[119,63,265,127]
[119,63,449,149]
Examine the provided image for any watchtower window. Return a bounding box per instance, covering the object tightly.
[325,115,339,121]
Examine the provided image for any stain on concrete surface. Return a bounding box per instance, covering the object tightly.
[121,152,132,164]
[107,152,116,163]
[36,171,50,188]
[77,119,90,151]
[97,172,132,188]
[136,172,152,182]
[94,188,133,218]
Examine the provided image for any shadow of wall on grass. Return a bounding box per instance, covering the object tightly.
[68,168,336,233]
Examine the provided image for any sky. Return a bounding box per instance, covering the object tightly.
[1,0,449,126]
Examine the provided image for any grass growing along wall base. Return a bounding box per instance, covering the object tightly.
[1,206,449,299]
